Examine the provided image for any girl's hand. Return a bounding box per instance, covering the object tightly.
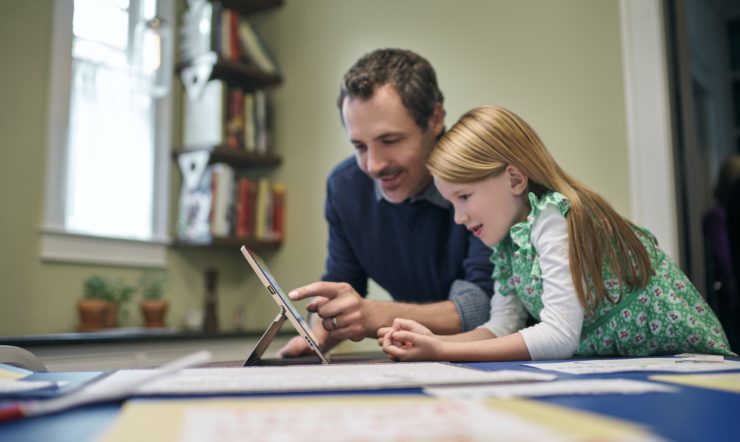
[377,318,435,347]
[390,317,434,336]
[376,326,392,347]
[382,329,443,362]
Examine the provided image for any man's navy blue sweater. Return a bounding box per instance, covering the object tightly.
[321,157,494,330]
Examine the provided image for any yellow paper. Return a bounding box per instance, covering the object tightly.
[487,398,656,441]
[651,372,740,393]
[101,395,659,442]
[0,367,28,381]
[101,396,428,442]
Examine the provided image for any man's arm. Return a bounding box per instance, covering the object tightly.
[291,282,462,340]
[277,173,367,357]
[446,233,495,332]
[364,299,461,334]
[366,233,496,336]
[290,226,496,341]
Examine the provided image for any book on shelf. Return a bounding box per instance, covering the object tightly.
[253,177,270,240]
[226,87,244,149]
[237,18,279,74]
[271,182,286,241]
[179,2,280,76]
[210,163,235,237]
[243,92,256,151]
[235,177,257,239]
[175,162,285,243]
[183,79,271,153]
[254,90,270,154]
[240,89,270,153]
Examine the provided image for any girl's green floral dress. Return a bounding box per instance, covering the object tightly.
[491,191,732,356]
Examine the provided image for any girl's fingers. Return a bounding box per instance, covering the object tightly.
[390,330,419,344]
[382,342,405,358]
[393,318,418,330]
[377,326,392,338]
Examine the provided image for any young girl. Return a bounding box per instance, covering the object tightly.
[381,105,733,362]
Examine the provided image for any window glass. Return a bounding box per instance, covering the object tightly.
[65,0,156,240]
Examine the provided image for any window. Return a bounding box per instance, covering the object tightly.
[42,0,174,267]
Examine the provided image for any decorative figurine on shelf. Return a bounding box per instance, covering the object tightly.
[203,268,219,334]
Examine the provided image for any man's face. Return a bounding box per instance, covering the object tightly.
[342,85,443,203]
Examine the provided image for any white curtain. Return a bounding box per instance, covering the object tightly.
[65,57,155,239]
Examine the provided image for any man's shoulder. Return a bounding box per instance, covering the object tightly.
[328,156,372,191]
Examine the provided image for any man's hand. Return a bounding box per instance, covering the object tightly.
[276,335,312,358]
[289,282,378,341]
[275,313,338,358]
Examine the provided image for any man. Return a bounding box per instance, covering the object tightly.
[279,49,493,357]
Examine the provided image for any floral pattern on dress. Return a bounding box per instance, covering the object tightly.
[489,191,733,357]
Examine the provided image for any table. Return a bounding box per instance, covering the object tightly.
[2,358,738,442]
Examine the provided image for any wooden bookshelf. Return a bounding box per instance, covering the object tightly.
[176,57,282,91]
[219,0,284,16]
[172,147,282,168]
[174,0,285,250]
[172,236,282,249]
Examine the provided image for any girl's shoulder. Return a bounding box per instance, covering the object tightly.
[492,191,571,281]
[526,191,570,221]
[508,192,570,244]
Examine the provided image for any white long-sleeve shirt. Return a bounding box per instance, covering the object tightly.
[479,206,585,360]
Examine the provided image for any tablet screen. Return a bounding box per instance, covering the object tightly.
[259,261,313,331]
[240,246,325,360]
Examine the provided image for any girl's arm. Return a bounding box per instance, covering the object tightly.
[437,327,494,342]
[385,207,584,363]
[385,207,584,362]
[384,328,531,362]
[382,293,530,361]
[441,332,531,361]
[517,206,584,360]
[377,284,526,344]
[439,290,526,342]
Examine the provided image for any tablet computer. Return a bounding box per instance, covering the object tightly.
[240,246,330,365]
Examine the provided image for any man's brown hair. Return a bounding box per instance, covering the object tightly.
[337,48,444,130]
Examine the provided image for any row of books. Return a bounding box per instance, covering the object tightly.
[176,157,285,243]
[183,79,271,153]
[180,1,279,74]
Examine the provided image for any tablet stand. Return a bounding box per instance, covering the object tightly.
[243,306,287,366]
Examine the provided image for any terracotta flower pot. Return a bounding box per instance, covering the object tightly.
[104,303,119,328]
[140,300,169,328]
[77,299,110,332]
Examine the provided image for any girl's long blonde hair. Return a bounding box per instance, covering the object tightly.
[428,106,652,312]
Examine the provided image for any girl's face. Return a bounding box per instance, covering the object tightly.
[434,166,529,247]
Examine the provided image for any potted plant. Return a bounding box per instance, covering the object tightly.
[77,275,114,331]
[106,278,136,328]
[138,271,169,328]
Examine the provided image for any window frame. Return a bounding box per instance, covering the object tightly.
[619,0,679,260]
[41,0,174,268]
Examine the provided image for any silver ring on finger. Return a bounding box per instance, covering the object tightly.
[331,316,338,330]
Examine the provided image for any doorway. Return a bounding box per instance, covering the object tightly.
[665,0,740,349]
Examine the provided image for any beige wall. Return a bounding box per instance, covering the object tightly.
[0,0,629,337]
